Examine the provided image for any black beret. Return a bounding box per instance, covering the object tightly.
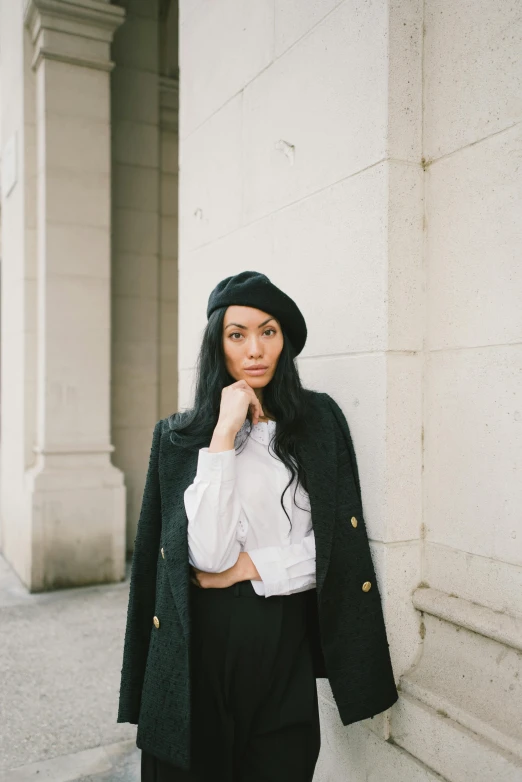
[206,270,307,356]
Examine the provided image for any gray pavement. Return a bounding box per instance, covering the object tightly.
[0,554,140,781]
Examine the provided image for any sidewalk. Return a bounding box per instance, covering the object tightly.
[0,554,140,781]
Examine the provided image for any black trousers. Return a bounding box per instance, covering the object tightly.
[141,578,321,781]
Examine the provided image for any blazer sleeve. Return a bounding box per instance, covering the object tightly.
[321,392,399,718]
[117,419,162,725]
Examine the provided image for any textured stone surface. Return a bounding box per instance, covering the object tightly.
[0,556,135,775]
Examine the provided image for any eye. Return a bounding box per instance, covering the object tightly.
[229,328,277,340]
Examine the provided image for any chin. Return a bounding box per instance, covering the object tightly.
[243,375,271,386]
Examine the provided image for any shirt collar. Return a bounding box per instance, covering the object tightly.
[235,418,276,446]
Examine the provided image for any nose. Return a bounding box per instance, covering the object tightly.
[246,335,263,358]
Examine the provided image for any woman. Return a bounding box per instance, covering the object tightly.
[117,270,398,781]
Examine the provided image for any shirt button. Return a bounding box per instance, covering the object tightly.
[351,516,358,528]
[362,581,372,592]
[161,547,165,559]
[153,616,160,628]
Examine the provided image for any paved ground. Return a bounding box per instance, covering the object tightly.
[0,554,141,781]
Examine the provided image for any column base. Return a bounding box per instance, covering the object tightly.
[24,456,126,591]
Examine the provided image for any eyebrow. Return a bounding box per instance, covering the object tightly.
[225,317,276,330]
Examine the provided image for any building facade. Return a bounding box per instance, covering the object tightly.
[1,1,521,780]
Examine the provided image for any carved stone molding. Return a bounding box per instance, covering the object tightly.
[24,0,125,71]
[397,586,522,771]
[413,586,522,652]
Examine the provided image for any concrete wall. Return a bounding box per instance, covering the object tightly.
[177,0,521,779]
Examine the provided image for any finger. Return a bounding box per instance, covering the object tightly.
[240,381,263,424]
[250,392,263,424]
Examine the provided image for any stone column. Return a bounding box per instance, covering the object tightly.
[158,75,179,420]
[13,0,126,590]
[0,0,33,568]
[110,1,161,549]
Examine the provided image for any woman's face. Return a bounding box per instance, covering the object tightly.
[222,305,284,388]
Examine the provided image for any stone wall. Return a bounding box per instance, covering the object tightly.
[177,1,522,779]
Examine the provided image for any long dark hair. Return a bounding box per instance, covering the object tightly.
[168,305,311,527]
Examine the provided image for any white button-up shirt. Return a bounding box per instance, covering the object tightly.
[183,418,316,597]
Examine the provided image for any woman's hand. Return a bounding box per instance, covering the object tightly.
[216,379,264,435]
[190,553,260,588]
[208,379,264,454]
[190,566,234,589]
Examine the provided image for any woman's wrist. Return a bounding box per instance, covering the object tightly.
[208,419,238,453]
[232,552,260,583]
[190,553,260,589]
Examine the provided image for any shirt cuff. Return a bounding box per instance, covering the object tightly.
[196,447,236,483]
[247,547,290,598]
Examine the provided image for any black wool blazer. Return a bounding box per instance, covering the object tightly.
[117,389,399,770]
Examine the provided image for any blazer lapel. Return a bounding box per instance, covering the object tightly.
[159,404,337,645]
